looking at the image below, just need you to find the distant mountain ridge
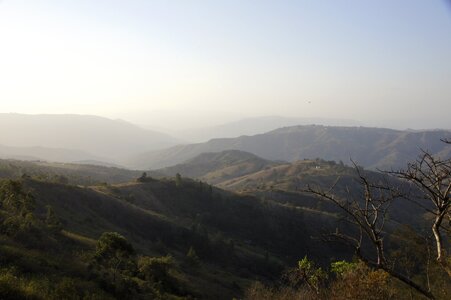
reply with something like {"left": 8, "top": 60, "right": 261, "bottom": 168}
{"left": 0, "top": 144, "right": 102, "bottom": 162}
{"left": 0, "top": 113, "right": 179, "bottom": 164}
{"left": 129, "top": 125, "right": 451, "bottom": 170}
{"left": 173, "top": 115, "right": 361, "bottom": 142}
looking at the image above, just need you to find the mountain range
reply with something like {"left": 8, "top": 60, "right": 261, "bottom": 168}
{"left": 171, "top": 116, "right": 361, "bottom": 142}
{"left": 0, "top": 113, "right": 179, "bottom": 164}
{"left": 1, "top": 114, "right": 450, "bottom": 172}
{"left": 128, "top": 125, "right": 451, "bottom": 170}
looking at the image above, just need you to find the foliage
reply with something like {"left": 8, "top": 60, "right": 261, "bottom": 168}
{"left": 330, "top": 260, "right": 357, "bottom": 276}
{"left": 93, "top": 232, "right": 136, "bottom": 278}
{"left": 138, "top": 255, "right": 173, "bottom": 281}
{"left": 296, "top": 256, "right": 327, "bottom": 293}
{"left": 246, "top": 258, "right": 397, "bottom": 300}
{"left": 0, "top": 180, "right": 40, "bottom": 241}
{"left": 0, "top": 180, "right": 35, "bottom": 216}
{"left": 330, "top": 261, "right": 394, "bottom": 300}
{"left": 244, "top": 281, "right": 319, "bottom": 300}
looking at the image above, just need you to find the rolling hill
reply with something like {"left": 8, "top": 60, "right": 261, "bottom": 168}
{"left": 154, "top": 150, "right": 280, "bottom": 184}
{"left": 128, "top": 125, "right": 451, "bottom": 170}
{"left": 0, "top": 154, "right": 442, "bottom": 298}
{"left": 0, "top": 173, "right": 349, "bottom": 299}
{"left": 152, "top": 151, "right": 426, "bottom": 228}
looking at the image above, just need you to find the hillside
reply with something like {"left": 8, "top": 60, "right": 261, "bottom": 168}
{"left": 0, "top": 156, "right": 445, "bottom": 298}
{"left": 154, "top": 150, "right": 279, "bottom": 184}
{"left": 155, "top": 153, "right": 425, "bottom": 228}
{"left": 0, "top": 174, "right": 351, "bottom": 299}
{"left": 0, "top": 114, "right": 179, "bottom": 164}
{"left": 0, "top": 159, "right": 141, "bottom": 185}
{"left": 128, "top": 125, "right": 451, "bottom": 170}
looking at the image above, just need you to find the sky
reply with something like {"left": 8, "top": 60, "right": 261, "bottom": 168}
{"left": 0, "top": 0, "right": 450, "bottom": 130}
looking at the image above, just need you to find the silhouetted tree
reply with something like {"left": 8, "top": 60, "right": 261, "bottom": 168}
{"left": 137, "top": 172, "right": 147, "bottom": 182}
{"left": 386, "top": 141, "right": 450, "bottom": 276}
{"left": 305, "top": 161, "right": 436, "bottom": 299}
{"left": 175, "top": 173, "right": 182, "bottom": 187}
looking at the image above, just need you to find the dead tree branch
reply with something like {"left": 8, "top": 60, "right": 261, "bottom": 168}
{"left": 304, "top": 162, "right": 436, "bottom": 299}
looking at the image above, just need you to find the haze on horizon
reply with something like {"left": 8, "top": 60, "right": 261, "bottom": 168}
{"left": 1, "top": 0, "right": 450, "bottom": 130}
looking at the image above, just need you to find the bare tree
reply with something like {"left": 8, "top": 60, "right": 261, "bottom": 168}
{"left": 386, "top": 146, "right": 450, "bottom": 275}
{"left": 305, "top": 162, "right": 436, "bottom": 299}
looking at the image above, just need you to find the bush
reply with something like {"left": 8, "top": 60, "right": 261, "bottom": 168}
{"left": 138, "top": 255, "right": 173, "bottom": 281}
{"left": 330, "top": 261, "right": 394, "bottom": 300}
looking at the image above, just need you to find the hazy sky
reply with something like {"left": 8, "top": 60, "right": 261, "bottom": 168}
{"left": 0, "top": 0, "right": 450, "bottom": 129}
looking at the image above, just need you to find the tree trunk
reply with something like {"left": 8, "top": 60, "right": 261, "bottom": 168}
{"left": 432, "top": 219, "right": 443, "bottom": 262}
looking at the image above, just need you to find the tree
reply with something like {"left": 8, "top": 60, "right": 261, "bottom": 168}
{"left": 137, "top": 172, "right": 149, "bottom": 182}
{"left": 295, "top": 256, "right": 327, "bottom": 294}
{"left": 93, "top": 232, "right": 135, "bottom": 281}
{"left": 0, "top": 180, "right": 35, "bottom": 216}
{"left": 175, "top": 173, "right": 182, "bottom": 188}
{"left": 386, "top": 146, "right": 450, "bottom": 275}
{"left": 0, "top": 180, "right": 36, "bottom": 236}
{"left": 138, "top": 255, "right": 173, "bottom": 282}
{"left": 305, "top": 162, "right": 436, "bottom": 299}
